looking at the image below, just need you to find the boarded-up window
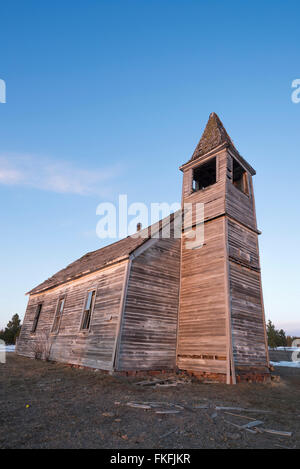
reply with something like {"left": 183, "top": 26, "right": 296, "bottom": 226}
{"left": 81, "top": 290, "right": 96, "bottom": 330}
{"left": 32, "top": 303, "right": 43, "bottom": 333}
{"left": 51, "top": 297, "right": 65, "bottom": 333}
{"left": 193, "top": 157, "right": 216, "bottom": 192}
{"left": 232, "top": 158, "right": 249, "bottom": 195}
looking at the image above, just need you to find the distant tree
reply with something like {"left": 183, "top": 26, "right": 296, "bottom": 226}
{"left": 287, "top": 336, "right": 293, "bottom": 347}
{"left": 267, "top": 320, "right": 277, "bottom": 348}
{"left": 1, "top": 314, "right": 22, "bottom": 345}
{"left": 278, "top": 329, "right": 287, "bottom": 346}
{"left": 267, "top": 320, "right": 287, "bottom": 348}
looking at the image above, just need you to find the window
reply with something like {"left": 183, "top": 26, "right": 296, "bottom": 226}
{"left": 32, "top": 303, "right": 43, "bottom": 333}
{"left": 192, "top": 157, "right": 216, "bottom": 192}
{"left": 81, "top": 290, "right": 96, "bottom": 330}
{"left": 51, "top": 297, "right": 65, "bottom": 333}
{"left": 232, "top": 158, "right": 249, "bottom": 195}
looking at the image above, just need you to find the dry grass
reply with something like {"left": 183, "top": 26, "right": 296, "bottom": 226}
{"left": 0, "top": 354, "right": 299, "bottom": 449}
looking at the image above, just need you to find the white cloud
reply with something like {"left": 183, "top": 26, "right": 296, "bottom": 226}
{"left": 0, "top": 168, "right": 23, "bottom": 184}
{"left": 0, "top": 154, "right": 120, "bottom": 196}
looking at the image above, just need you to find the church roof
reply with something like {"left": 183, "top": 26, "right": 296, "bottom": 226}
{"left": 28, "top": 213, "right": 178, "bottom": 295}
{"left": 190, "top": 112, "right": 238, "bottom": 161}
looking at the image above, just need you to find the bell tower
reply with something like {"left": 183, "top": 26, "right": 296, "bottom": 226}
{"left": 177, "top": 113, "right": 270, "bottom": 383}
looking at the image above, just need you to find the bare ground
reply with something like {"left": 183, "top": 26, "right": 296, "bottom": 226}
{"left": 0, "top": 354, "right": 299, "bottom": 449}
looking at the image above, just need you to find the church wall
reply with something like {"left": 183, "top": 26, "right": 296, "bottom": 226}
{"left": 16, "top": 261, "right": 127, "bottom": 370}
{"left": 177, "top": 217, "right": 228, "bottom": 376}
{"left": 116, "top": 237, "right": 181, "bottom": 371}
{"left": 227, "top": 217, "right": 269, "bottom": 376}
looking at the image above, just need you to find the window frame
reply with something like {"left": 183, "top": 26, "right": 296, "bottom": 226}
{"left": 232, "top": 157, "right": 250, "bottom": 196}
{"left": 51, "top": 295, "right": 66, "bottom": 334}
{"left": 192, "top": 157, "right": 217, "bottom": 193}
{"left": 31, "top": 303, "right": 43, "bottom": 334}
{"left": 79, "top": 288, "right": 97, "bottom": 332}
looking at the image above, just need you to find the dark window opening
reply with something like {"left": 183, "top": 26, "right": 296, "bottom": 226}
{"left": 81, "top": 290, "right": 96, "bottom": 330}
{"left": 51, "top": 297, "right": 65, "bottom": 333}
{"left": 232, "top": 158, "right": 249, "bottom": 195}
{"left": 32, "top": 303, "right": 43, "bottom": 333}
{"left": 192, "top": 158, "right": 216, "bottom": 192}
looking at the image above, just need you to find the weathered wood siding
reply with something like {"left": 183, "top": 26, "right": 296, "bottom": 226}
{"left": 227, "top": 218, "right": 268, "bottom": 368}
{"left": 225, "top": 155, "right": 257, "bottom": 231}
{"left": 229, "top": 262, "right": 268, "bottom": 367}
{"left": 178, "top": 150, "right": 229, "bottom": 375}
{"left": 182, "top": 150, "right": 227, "bottom": 227}
{"left": 225, "top": 154, "right": 268, "bottom": 371}
{"left": 117, "top": 237, "right": 181, "bottom": 371}
{"left": 178, "top": 149, "right": 268, "bottom": 378}
{"left": 177, "top": 217, "right": 228, "bottom": 374}
{"left": 17, "top": 262, "right": 127, "bottom": 370}
{"left": 227, "top": 219, "right": 260, "bottom": 271}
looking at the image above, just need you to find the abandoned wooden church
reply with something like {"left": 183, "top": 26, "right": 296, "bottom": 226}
{"left": 17, "top": 113, "right": 270, "bottom": 383}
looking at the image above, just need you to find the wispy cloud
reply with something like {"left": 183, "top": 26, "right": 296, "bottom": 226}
{"left": 0, "top": 154, "right": 121, "bottom": 196}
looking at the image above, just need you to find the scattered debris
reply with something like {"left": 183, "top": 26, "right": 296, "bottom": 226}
{"left": 126, "top": 403, "right": 152, "bottom": 410}
{"left": 223, "top": 413, "right": 292, "bottom": 438}
{"left": 160, "top": 428, "right": 178, "bottom": 439}
{"left": 216, "top": 406, "right": 272, "bottom": 414}
{"left": 271, "top": 375, "right": 281, "bottom": 382}
{"left": 223, "top": 412, "right": 257, "bottom": 421}
{"left": 224, "top": 420, "right": 258, "bottom": 434}
{"left": 155, "top": 383, "right": 178, "bottom": 388}
{"left": 102, "top": 412, "right": 114, "bottom": 417}
{"left": 134, "top": 375, "right": 191, "bottom": 388}
{"left": 155, "top": 410, "right": 180, "bottom": 414}
{"left": 261, "top": 429, "right": 292, "bottom": 437}
{"left": 124, "top": 401, "right": 187, "bottom": 414}
{"left": 122, "top": 400, "right": 293, "bottom": 442}
{"left": 241, "top": 420, "right": 264, "bottom": 429}
{"left": 134, "top": 378, "right": 164, "bottom": 386}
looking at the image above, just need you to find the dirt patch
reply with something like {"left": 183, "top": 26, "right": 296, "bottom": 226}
{"left": 0, "top": 354, "right": 299, "bottom": 449}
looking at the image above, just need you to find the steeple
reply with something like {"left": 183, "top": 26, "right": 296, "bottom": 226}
{"left": 190, "top": 112, "right": 237, "bottom": 161}
{"left": 178, "top": 113, "right": 270, "bottom": 384}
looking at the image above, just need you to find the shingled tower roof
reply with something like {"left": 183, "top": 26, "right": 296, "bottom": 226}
{"left": 190, "top": 112, "right": 237, "bottom": 161}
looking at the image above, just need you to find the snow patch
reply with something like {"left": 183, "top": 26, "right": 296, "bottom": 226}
{"left": 272, "top": 346, "right": 300, "bottom": 352}
{"left": 0, "top": 344, "right": 15, "bottom": 353}
{"left": 6, "top": 345, "right": 15, "bottom": 352}
{"left": 271, "top": 360, "right": 300, "bottom": 368}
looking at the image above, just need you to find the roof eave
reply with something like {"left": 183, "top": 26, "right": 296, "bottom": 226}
{"left": 180, "top": 142, "right": 256, "bottom": 176}
{"left": 26, "top": 254, "right": 130, "bottom": 296}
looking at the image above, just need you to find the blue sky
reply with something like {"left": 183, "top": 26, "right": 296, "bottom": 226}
{"left": 0, "top": 0, "right": 299, "bottom": 334}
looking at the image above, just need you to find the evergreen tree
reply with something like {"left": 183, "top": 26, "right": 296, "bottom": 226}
{"left": 267, "top": 320, "right": 287, "bottom": 348}
{"left": 267, "top": 320, "right": 278, "bottom": 348}
{"left": 1, "top": 314, "right": 22, "bottom": 345}
{"left": 278, "top": 329, "right": 287, "bottom": 347}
